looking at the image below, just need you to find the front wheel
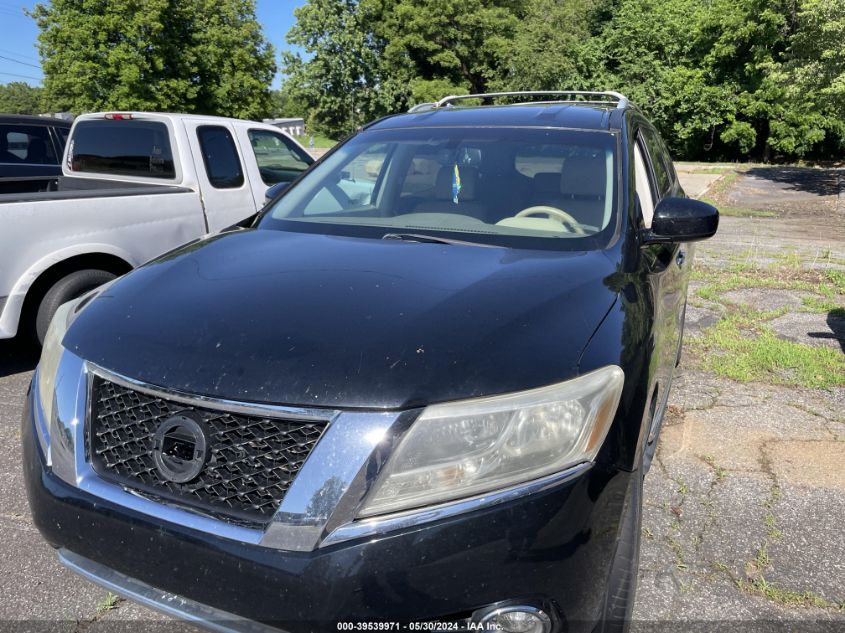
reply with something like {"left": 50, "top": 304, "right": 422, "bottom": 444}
{"left": 600, "top": 466, "right": 643, "bottom": 633}
{"left": 34, "top": 269, "right": 116, "bottom": 344}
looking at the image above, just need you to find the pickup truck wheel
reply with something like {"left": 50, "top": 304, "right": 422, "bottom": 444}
{"left": 35, "top": 269, "right": 116, "bottom": 344}
{"left": 600, "top": 464, "right": 643, "bottom": 633}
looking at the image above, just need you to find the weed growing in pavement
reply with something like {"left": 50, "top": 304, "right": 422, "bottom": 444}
{"left": 96, "top": 592, "right": 120, "bottom": 614}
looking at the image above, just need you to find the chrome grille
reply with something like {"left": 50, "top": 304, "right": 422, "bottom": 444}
{"left": 88, "top": 376, "right": 327, "bottom": 524}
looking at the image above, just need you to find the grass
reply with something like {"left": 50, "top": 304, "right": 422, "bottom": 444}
{"left": 692, "top": 264, "right": 843, "bottom": 301}
{"left": 738, "top": 577, "right": 842, "bottom": 610}
{"left": 801, "top": 295, "right": 845, "bottom": 317}
{"left": 714, "top": 206, "right": 778, "bottom": 218}
{"left": 761, "top": 483, "right": 783, "bottom": 541}
{"left": 687, "top": 166, "right": 735, "bottom": 175}
{"left": 701, "top": 454, "right": 727, "bottom": 481}
{"left": 96, "top": 592, "right": 120, "bottom": 614}
{"left": 698, "top": 168, "right": 779, "bottom": 217}
{"left": 689, "top": 262, "right": 845, "bottom": 388}
{"left": 293, "top": 133, "right": 337, "bottom": 150}
{"left": 696, "top": 317, "right": 844, "bottom": 388}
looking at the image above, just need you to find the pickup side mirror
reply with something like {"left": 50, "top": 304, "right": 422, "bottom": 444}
{"left": 641, "top": 197, "right": 719, "bottom": 244}
{"left": 264, "top": 181, "right": 290, "bottom": 205}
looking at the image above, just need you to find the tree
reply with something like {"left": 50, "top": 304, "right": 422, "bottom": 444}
{"left": 495, "top": 0, "right": 602, "bottom": 92}
{"left": 30, "top": 0, "right": 275, "bottom": 118}
{"left": 281, "top": 0, "right": 403, "bottom": 138}
{"left": 785, "top": 0, "right": 845, "bottom": 113}
{"left": 0, "top": 82, "right": 44, "bottom": 114}
{"left": 371, "top": 0, "right": 527, "bottom": 94}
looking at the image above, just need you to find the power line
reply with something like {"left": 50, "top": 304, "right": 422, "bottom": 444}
{"left": 0, "top": 70, "right": 42, "bottom": 81}
{"left": 0, "top": 54, "right": 40, "bottom": 69}
{"left": 0, "top": 47, "right": 39, "bottom": 63}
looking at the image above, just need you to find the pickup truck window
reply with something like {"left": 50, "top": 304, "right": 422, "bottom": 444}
{"left": 248, "top": 129, "right": 312, "bottom": 186}
{"left": 1, "top": 125, "right": 57, "bottom": 165}
{"left": 197, "top": 125, "right": 244, "bottom": 189}
{"left": 69, "top": 120, "right": 175, "bottom": 179}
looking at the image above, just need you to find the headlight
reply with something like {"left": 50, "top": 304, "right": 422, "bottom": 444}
{"left": 37, "top": 299, "right": 75, "bottom": 429}
{"left": 358, "top": 365, "right": 624, "bottom": 518}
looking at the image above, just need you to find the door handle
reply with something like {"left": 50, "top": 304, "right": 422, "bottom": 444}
{"left": 676, "top": 250, "right": 686, "bottom": 267}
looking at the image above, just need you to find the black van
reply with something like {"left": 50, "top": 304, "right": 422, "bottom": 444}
{"left": 24, "top": 92, "right": 717, "bottom": 633}
{"left": 0, "top": 113, "right": 71, "bottom": 194}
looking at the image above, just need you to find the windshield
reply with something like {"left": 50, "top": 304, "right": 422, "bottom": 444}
{"left": 259, "top": 127, "right": 618, "bottom": 249}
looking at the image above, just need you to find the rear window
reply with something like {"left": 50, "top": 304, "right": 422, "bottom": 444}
{"left": 68, "top": 120, "right": 175, "bottom": 179}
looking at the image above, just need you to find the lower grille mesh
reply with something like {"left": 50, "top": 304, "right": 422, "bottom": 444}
{"left": 88, "top": 376, "right": 327, "bottom": 524}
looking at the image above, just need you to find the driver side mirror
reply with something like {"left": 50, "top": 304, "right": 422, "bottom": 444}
{"left": 264, "top": 181, "right": 290, "bottom": 205}
{"left": 641, "top": 197, "right": 719, "bottom": 244}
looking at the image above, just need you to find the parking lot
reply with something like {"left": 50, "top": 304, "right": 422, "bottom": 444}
{"left": 0, "top": 164, "right": 843, "bottom": 630}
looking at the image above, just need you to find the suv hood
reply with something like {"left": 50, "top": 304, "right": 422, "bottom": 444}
{"left": 64, "top": 229, "right": 618, "bottom": 409}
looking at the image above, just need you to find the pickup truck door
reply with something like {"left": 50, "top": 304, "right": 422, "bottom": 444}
{"left": 235, "top": 127, "right": 314, "bottom": 209}
{"left": 183, "top": 120, "right": 258, "bottom": 232}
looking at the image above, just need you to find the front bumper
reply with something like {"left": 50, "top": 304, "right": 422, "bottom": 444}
{"left": 23, "top": 377, "right": 633, "bottom": 633}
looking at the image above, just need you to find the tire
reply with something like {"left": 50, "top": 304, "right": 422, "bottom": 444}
{"left": 642, "top": 401, "right": 664, "bottom": 476}
{"left": 600, "top": 465, "right": 644, "bottom": 633}
{"left": 675, "top": 300, "right": 687, "bottom": 368}
{"left": 34, "top": 269, "right": 116, "bottom": 344}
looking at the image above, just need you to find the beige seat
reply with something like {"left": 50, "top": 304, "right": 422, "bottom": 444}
{"left": 558, "top": 154, "right": 607, "bottom": 229}
{"left": 413, "top": 166, "right": 485, "bottom": 220}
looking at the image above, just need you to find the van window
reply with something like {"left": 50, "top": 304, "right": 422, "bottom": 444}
{"left": 69, "top": 120, "right": 175, "bottom": 179}
{"left": 197, "top": 125, "right": 244, "bottom": 189}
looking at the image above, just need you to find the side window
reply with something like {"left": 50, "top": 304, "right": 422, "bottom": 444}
{"left": 247, "top": 129, "right": 312, "bottom": 185}
{"left": 0, "top": 125, "right": 58, "bottom": 165}
{"left": 634, "top": 139, "right": 656, "bottom": 228}
{"left": 640, "top": 128, "right": 672, "bottom": 198}
{"left": 197, "top": 125, "right": 244, "bottom": 189}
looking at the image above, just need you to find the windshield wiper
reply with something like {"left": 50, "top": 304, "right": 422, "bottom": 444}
{"left": 381, "top": 232, "right": 493, "bottom": 247}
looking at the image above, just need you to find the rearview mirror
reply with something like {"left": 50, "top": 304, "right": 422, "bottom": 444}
{"left": 642, "top": 197, "right": 719, "bottom": 244}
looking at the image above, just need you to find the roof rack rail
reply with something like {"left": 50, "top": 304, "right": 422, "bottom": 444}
{"left": 432, "top": 91, "right": 629, "bottom": 110}
{"left": 407, "top": 102, "right": 436, "bottom": 113}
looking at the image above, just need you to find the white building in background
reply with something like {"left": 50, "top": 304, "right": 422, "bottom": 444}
{"left": 263, "top": 117, "right": 305, "bottom": 138}
{"left": 39, "top": 112, "right": 75, "bottom": 121}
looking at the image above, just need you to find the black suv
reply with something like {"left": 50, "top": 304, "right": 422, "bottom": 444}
{"left": 0, "top": 114, "right": 71, "bottom": 194}
{"left": 24, "top": 91, "right": 717, "bottom": 633}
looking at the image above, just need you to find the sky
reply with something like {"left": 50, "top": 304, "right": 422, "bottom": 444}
{"left": 0, "top": 0, "right": 305, "bottom": 89}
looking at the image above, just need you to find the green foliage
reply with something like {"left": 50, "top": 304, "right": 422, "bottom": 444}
{"left": 284, "top": 0, "right": 845, "bottom": 159}
{"left": 371, "top": 0, "right": 526, "bottom": 94}
{"left": 0, "top": 82, "right": 44, "bottom": 114}
{"left": 409, "top": 78, "right": 469, "bottom": 106}
{"left": 282, "top": 0, "right": 405, "bottom": 138}
{"left": 786, "top": 0, "right": 845, "bottom": 119}
{"left": 493, "top": 0, "right": 600, "bottom": 91}
{"left": 31, "top": 0, "right": 275, "bottom": 118}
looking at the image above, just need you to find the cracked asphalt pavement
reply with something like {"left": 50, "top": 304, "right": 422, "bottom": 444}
{"left": 0, "top": 164, "right": 843, "bottom": 631}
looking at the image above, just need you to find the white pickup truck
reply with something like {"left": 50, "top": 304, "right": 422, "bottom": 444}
{"left": 0, "top": 112, "right": 313, "bottom": 343}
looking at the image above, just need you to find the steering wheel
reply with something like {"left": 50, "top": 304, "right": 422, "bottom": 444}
{"left": 515, "top": 206, "right": 586, "bottom": 235}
